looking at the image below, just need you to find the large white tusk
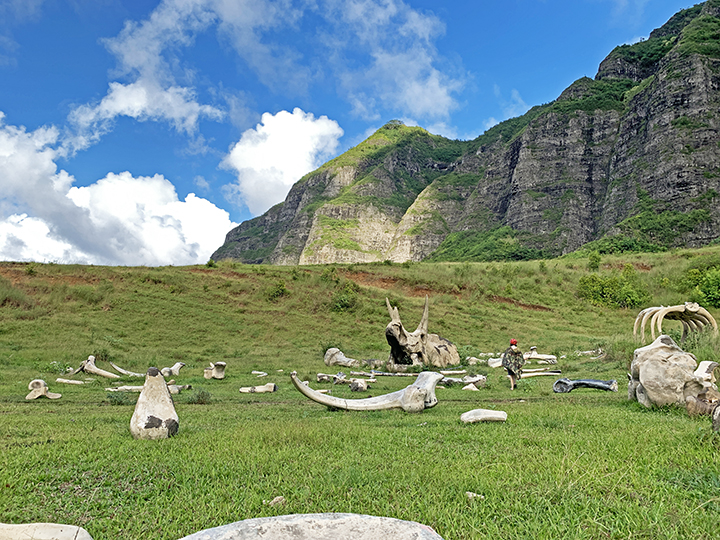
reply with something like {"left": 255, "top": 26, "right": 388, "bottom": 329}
{"left": 108, "top": 361, "right": 144, "bottom": 377}
{"left": 290, "top": 371, "right": 443, "bottom": 413}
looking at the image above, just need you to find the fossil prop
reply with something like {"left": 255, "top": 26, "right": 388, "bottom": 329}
{"left": 385, "top": 296, "right": 460, "bottom": 371}
{"left": 460, "top": 409, "right": 507, "bottom": 423}
{"left": 107, "top": 383, "right": 191, "bottom": 394}
{"left": 108, "top": 361, "right": 144, "bottom": 377}
{"left": 524, "top": 346, "right": 557, "bottom": 364}
{"left": 161, "top": 362, "right": 186, "bottom": 377}
{"left": 204, "top": 361, "right": 226, "bottom": 380}
{"left": 634, "top": 302, "right": 718, "bottom": 344}
{"left": 291, "top": 370, "right": 443, "bottom": 413}
{"left": 25, "top": 380, "right": 62, "bottom": 400}
{"left": 70, "top": 355, "right": 121, "bottom": 379}
{"left": 56, "top": 378, "right": 85, "bottom": 385}
{"left": 239, "top": 382, "right": 278, "bottom": 393}
{"left": 553, "top": 378, "right": 618, "bottom": 393}
{"left": 130, "top": 367, "right": 179, "bottom": 440}
{"left": 514, "top": 370, "right": 561, "bottom": 379}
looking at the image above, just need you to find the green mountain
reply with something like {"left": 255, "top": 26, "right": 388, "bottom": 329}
{"left": 213, "top": 1, "right": 720, "bottom": 264}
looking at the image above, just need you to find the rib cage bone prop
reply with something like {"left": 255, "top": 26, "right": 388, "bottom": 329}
{"left": 634, "top": 302, "right": 718, "bottom": 344}
{"left": 385, "top": 296, "right": 460, "bottom": 371}
{"left": 290, "top": 371, "right": 443, "bottom": 413}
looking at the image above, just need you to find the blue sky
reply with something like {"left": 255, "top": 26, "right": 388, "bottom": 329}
{"left": 0, "top": 0, "right": 698, "bottom": 265}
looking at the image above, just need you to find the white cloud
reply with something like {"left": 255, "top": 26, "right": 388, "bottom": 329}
{"left": 0, "top": 114, "right": 236, "bottom": 265}
{"left": 222, "top": 108, "right": 343, "bottom": 215}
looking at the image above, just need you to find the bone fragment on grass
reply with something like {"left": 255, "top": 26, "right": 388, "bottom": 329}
{"left": 161, "top": 362, "right": 185, "bottom": 377}
{"left": 239, "top": 382, "right": 278, "bottom": 393}
{"left": 70, "top": 355, "right": 120, "bottom": 379}
{"left": 25, "top": 380, "right": 61, "bottom": 400}
{"left": 108, "top": 361, "right": 144, "bottom": 377}
{"left": 204, "top": 361, "right": 226, "bottom": 379}
{"left": 56, "top": 378, "right": 85, "bottom": 385}
{"left": 460, "top": 409, "right": 507, "bottom": 423}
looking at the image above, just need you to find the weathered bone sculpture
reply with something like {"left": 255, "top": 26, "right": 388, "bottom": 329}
{"left": 629, "top": 335, "right": 717, "bottom": 408}
{"left": 107, "top": 383, "right": 191, "bottom": 395}
{"left": 161, "top": 362, "right": 185, "bottom": 377}
{"left": 239, "top": 382, "right": 278, "bottom": 393}
{"left": 25, "top": 380, "right": 61, "bottom": 400}
{"left": 634, "top": 302, "right": 718, "bottom": 344}
{"left": 70, "top": 355, "right": 120, "bottom": 379}
{"left": 204, "top": 361, "right": 226, "bottom": 379}
{"left": 324, "top": 348, "right": 364, "bottom": 368}
{"left": 385, "top": 296, "right": 460, "bottom": 371}
{"left": 56, "top": 378, "right": 85, "bottom": 385}
{"left": 713, "top": 406, "right": 720, "bottom": 432}
{"left": 291, "top": 370, "right": 443, "bottom": 413}
{"left": 177, "top": 513, "right": 445, "bottom": 540}
{"left": 108, "top": 361, "right": 144, "bottom": 377}
{"left": 553, "top": 378, "right": 618, "bottom": 393}
{"left": 524, "top": 346, "right": 557, "bottom": 364}
{"left": 0, "top": 523, "right": 93, "bottom": 540}
{"left": 349, "top": 379, "right": 369, "bottom": 392}
{"left": 460, "top": 409, "right": 507, "bottom": 423}
{"left": 129, "top": 367, "right": 179, "bottom": 440}
{"left": 516, "top": 370, "right": 561, "bottom": 379}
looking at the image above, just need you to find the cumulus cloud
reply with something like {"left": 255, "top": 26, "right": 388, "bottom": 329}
{"left": 0, "top": 114, "right": 236, "bottom": 265}
{"left": 222, "top": 108, "right": 343, "bottom": 215}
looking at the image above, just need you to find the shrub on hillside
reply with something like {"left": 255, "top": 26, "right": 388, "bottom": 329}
{"left": 697, "top": 268, "right": 720, "bottom": 308}
{"left": 577, "top": 265, "right": 649, "bottom": 308}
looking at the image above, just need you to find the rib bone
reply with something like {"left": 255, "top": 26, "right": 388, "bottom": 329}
{"left": 108, "top": 361, "right": 144, "bottom": 377}
{"left": 290, "top": 371, "right": 443, "bottom": 413}
{"left": 70, "top": 355, "right": 120, "bottom": 379}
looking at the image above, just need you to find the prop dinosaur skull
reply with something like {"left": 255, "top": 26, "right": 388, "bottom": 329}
{"left": 385, "top": 296, "right": 460, "bottom": 370}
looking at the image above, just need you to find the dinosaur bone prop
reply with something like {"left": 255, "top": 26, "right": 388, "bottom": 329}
{"left": 628, "top": 335, "right": 717, "bottom": 408}
{"left": 291, "top": 371, "right": 443, "bottom": 413}
{"left": 0, "top": 523, "right": 93, "bottom": 540}
{"left": 460, "top": 409, "right": 507, "bottom": 423}
{"left": 204, "top": 361, "right": 226, "bottom": 379}
{"left": 161, "top": 362, "right": 186, "bottom": 377}
{"left": 129, "top": 368, "right": 179, "bottom": 440}
{"left": 25, "top": 380, "right": 61, "bottom": 400}
{"left": 108, "top": 361, "right": 144, "bottom": 377}
{"left": 239, "top": 382, "right": 278, "bottom": 393}
{"left": 514, "top": 370, "right": 561, "bottom": 379}
{"left": 107, "top": 384, "right": 191, "bottom": 395}
{"left": 524, "top": 346, "right": 557, "bottom": 364}
{"left": 634, "top": 302, "right": 718, "bottom": 344}
{"left": 324, "top": 348, "right": 364, "bottom": 368}
{"left": 56, "top": 378, "right": 85, "bottom": 385}
{"left": 70, "top": 355, "right": 120, "bottom": 379}
{"left": 385, "top": 296, "right": 460, "bottom": 371}
{"left": 553, "top": 378, "right": 618, "bottom": 393}
{"left": 178, "top": 513, "right": 445, "bottom": 540}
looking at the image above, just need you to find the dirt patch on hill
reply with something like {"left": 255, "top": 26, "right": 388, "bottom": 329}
{"left": 0, "top": 265, "right": 99, "bottom": 287}
{"left": 489, "top": 295, "right": 552, "bottom": 312}
{"left": 342, "top": 271, "right": 455, "bottom": 297}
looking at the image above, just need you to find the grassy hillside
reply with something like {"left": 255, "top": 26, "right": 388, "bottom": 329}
{"left": 1, "top": 248, "right": 720, "bottom": 539}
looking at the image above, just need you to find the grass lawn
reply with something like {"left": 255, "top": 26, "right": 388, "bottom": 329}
{"left": 1, "top": 250, "right": 719, "bottom": 539}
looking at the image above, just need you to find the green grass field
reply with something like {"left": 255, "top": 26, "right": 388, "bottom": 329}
{"left": 1, "top": 249, "right": 719, "bottom": 539}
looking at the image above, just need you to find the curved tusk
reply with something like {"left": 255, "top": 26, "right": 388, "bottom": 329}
{"left": 290, "top": 371, "right": 443, "bottom": 413}
{"left": 109, "top": 361, "right": 144, "bottom": 377}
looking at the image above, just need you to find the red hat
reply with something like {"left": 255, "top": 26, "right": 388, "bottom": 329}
{"left": 510, "top": 338, "right": 518, "bottom": 345}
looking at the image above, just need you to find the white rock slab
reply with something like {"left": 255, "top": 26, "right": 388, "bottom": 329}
{"left": 460, "top": 409, "right": 507, "bottom": 423}
{"left": 0, "top": 522, "right": 93, "bottom": 540}
{"left": 177, "top": 513, "right": 445, "bottom": 540}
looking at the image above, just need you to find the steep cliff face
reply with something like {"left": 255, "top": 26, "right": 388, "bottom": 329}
{"left": 213, "top": 1, "right": 720, "bottom": 264}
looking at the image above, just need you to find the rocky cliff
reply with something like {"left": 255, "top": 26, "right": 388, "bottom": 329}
{"left": 213, "top": 1, "right": 720, "bottom": 264}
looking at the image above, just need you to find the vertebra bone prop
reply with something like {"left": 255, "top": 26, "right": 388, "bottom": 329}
{"left": 634, "top": 302, "right": 718, "bottom": 344}
{"left": 204, "top": 361, "right": 226, "bottom": 379}
{"left": 553, "top": 378, "right": 618, "bottom": 393}
{"left": 108, "top": 361, "right": 144, "bottom": 377}
{"left": 129, "top": 367, "right": 179, "bottom": 440}
{"left": 161, "top": 362, "right": 185, "bottom": 377}
{"left": 0, "top": 523, "right": 93, "bottom": 540}
{"left": 25, "top": 380, "right": 61, "bottom": 400}
{"left": 385, "top": 296, "right": 460, "bottom": 370}
{"left": 628, "top": 335, "right": 716, "bottom": 408}
{"left": 70, "top": 355, "right": 120, "bottom": 379}
{"left": 460, "top": 409, "right": 507, "bottom": 423}
{"left": 524, "top": 346, "right": 557, "bottom": 364}
{"left": 177, "top": 513, "right": 445, "bottom": 540}
{"left": 239, "top": 382, "right": 278, "bottom": 393}
{"left": 291, "top": 371, "right": 443, "bottom": 413}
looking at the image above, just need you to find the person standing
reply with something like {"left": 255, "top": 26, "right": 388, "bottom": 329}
{"left": 502, "top": 338, "right": 524, "bottom": 390}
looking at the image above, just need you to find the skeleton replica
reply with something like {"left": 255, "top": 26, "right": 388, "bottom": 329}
{"left": 204, "top": 361, "right": 226, "bottom": 379}
{"left": 633, "top": 302, "right": 718, "bottom": 344}
{"left": 129, "top": 367, "right": 179, "bottom": 440}
{"left": 628, "top": 335, "right": 719, "bottom": 421}
{"left": 385, "top": 296, "right": 460, "bottom": 371}
{"left": 553, "top": 378, "right": 618, "bottom": 393}
{"left": 25, "top": 379, "right": 61, "bottom": 400}
{"left": 290, "top": 370, "right": 443, "bottom": 413}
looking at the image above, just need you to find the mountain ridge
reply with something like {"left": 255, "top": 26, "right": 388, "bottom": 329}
{"left": 213, "top": 1, "right": 720, "bottom": 264}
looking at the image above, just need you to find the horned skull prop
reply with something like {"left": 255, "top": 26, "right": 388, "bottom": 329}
{"left": 385, "top": 296, "right": 460, "bottom": 370}
{"left": 634, "top": 302, "right": 718, "bottom": 344}
{"left": 290, "top": 370, "right": 443, "bottom": 413}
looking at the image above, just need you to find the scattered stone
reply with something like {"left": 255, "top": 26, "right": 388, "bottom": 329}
{"left": 25, "top": 380, "right": 61, "bottom": 400}
{"left": 461, "top": 383, "right": 479, "bottom": 391}
{"left": 324, "top": 348, "right": 362, "bottom": 368}
{"left": 466, "top": 356, "right": 485, "bottom": 365}
{"left": 177, "top": 513, "right": 445, "bottom": 540}
{"left": 129, "top": 367, "right": 179, "bottom": 440}
{"left": 487, "top": 357, "right": 503, "bottom": 368}
{"left": 252, "top": 370, "right": 268, "bottom": 377}
{"left": 0, "top": 523, "right": 93, "bottom": 540}
{"left": 465, "top": 491, "right": 485, "bottom": 501}
{"left": 463, "top": 374, "right": 487, "bottom": 386}
{"left": 460, "top": 409, "right": 507, "bottom": 423}
{"left": 349, "top": 379, "right": 369, "bottom": 392}
{"left": 161, "top": 362, "right": 185, "bottom": 377}
{"left": 264, "top": 496, "right": 286, "bottom": 507}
